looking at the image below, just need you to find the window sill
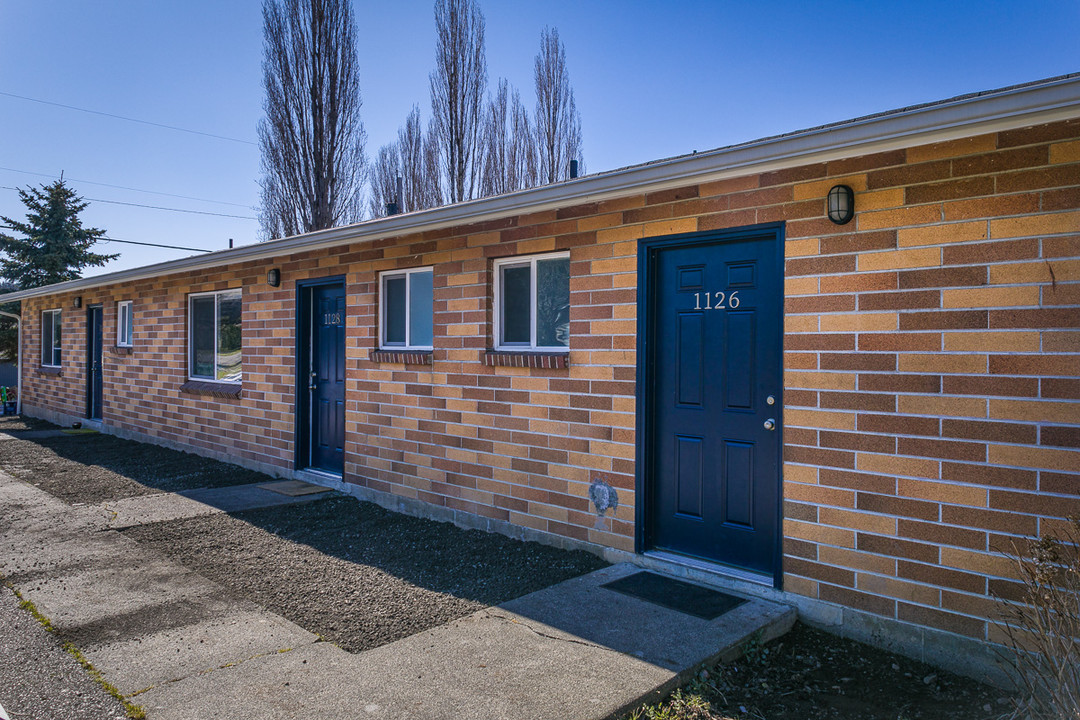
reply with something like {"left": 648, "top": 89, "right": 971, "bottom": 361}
{"left": 113, "top": 345, "right": 133, "bottom": 355}
{"left": 179, "top": 380, "right": 242, "bottom": 399}
{"left": 369, "top": 349, "right": 433, "bottom": 365}
{"left": 483, "top": 350, "right": 569, "bottom": 369}
{"left": 37, "top": 366, "right": 62, "bottom": 376}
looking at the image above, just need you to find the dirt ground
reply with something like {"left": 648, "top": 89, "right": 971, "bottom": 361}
{"left": 123, "top": 495, "right": 608, "bottom": 653}
{"left": 629, "top": 622, "right": 1013, "bottom": 720}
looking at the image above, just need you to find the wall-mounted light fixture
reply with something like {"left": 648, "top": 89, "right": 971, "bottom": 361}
{"left": 267, "top": 268, "right": 281, "bottom": 287}
{"left": 827, "top": 185, "right": 855, "bottom": 225}
{"left": 73, "top": 296, "right": 83, "bottom": 309}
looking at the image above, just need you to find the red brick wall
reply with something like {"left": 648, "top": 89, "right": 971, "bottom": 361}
{"left": 20, "top": 117, "right": 1080, "bottom": 645}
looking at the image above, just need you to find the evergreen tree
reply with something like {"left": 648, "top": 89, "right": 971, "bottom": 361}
{"left": 0, "top": 180, "right": 115, "bottom": 363}
{"left": 0, "top": 180, "right": 115, "bottom": 288}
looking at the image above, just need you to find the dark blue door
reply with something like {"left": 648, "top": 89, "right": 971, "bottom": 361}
{"left": 307, "top": 284, "right": 346, "bottom": 473}
{"left": 641, "top": 227, "right": 782, "bottom": 579}
{"left": 87, "top": 306, "right": 103, "bottom": 420}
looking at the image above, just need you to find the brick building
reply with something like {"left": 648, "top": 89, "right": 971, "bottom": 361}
{"left": 5, "top": 75, "right": 1079, "bottom": 682}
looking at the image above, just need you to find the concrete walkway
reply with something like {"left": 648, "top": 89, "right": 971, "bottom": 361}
{"left": 0, "top": 469, "right": 795, "bottom": 720}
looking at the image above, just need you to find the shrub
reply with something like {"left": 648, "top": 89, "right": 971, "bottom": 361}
{"left": 996, "top": 515, "right": 1080, "bottom": 720}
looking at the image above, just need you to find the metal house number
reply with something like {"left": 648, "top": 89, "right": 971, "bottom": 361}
{"left": 693, "top": 291, "right": 740, "bottom": 310}
{"left": 322, "top": 312, "right": 342, "bottom": 326}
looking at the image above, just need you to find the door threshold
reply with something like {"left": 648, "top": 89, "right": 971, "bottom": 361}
{"left": 641, "top": 550, "right": 774, "bottom": 589}
{"left": 296, "top": 468, "right": 342, "bottom": 481}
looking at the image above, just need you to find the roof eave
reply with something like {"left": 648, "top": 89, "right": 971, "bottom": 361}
{"left": 3, "top": 73, "right": 1078, "bottom": 303}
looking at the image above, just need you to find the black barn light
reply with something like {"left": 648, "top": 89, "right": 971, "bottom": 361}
{"left": 267, "top": 268, "right": 281, "bottom": 287}
{"left": 827, "top": 184, "right": 855, "bottom": 225}
{"left": 73, "top": 296, "right": 82, "bottom": 308}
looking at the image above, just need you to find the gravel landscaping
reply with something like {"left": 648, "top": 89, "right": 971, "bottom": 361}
{"left": 122, "top": 495, "right": 609, "bottom": 653}
{"left": 0, "top": 414, "right": 59, "bottom": 432}
{"left": 0, "top": 432, "right": 269, "bottom": 505}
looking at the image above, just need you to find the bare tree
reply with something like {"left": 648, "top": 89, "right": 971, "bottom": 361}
{"left": 258, "top": 0, "right": 366, "bottom": 239}
{"left": 368, "top": 142, "right": 402, "bottom": 218}
{"left": 399, "top": 106, "right": 443, "bottom": 212}
{"left": 369, "top": 107, "right": 443, "bottom": 219}
{"left": 481, "top": 79, "right": 537, "bottom": 197}
{"left": 534, "top": 26, "right": 583, "bottom": 185}
{"left": 429, "top": 0, "right": 487, "bottom": 203}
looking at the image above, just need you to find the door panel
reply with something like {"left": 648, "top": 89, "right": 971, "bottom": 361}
{"left": 302, "top": 284, "right": 346, "bottom": 474}
{"left": 643, "top": 228, "right": 782, "bottom": 579}
{"left": 87, "top": 307, "right": 103, "bottom": 420}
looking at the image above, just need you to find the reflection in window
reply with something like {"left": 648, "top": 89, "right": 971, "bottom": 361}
{"left": 495, "top": 253, "right": 570, "bottom": 350}
{"left": 188, "top": 289, "right": 242, "bottom": 382}
{"left": 380, "top": 268, "right": 434, "bottom": 350}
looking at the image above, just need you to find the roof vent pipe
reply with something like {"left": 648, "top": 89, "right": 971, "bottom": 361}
{"left": 569, "top": 160, "right": 579, "bottom": 179}
{"left": 386, "top": 176, "right": 404, "bottom": 216}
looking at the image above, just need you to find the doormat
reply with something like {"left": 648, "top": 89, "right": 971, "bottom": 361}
{"left": 601, "top": 571, "right": 746, "bottom": 620}
{"left": 258, "top": 480, "right": 334, "bottom": 497}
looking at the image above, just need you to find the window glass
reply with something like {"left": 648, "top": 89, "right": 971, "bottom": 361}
{"left": 536, "top": 257, "right": 570, "bottom": 348}
{"left": 190, "top": 296, "right": 216, "bottom": 378}
{"left": 408, "top": 270, "right": 434, "bottom": 348}
{"left": 118, "top": 301, "right": 133, "bottom": 346}
{"left": 216, "top": 291, "right": 242, "bottom": 381}
{"left": 500, "top": 264, "right": 531, "bottom": 344}
{"left": 41, "top": 310, "right": 62, "bottom": 366}
{"left": 384, "top": 276, "right": 407, "bottom": 345}
{"left": 53, "top": 313, "right": 61, "bottom": 365}
{"left": 381, "top": 269, "right": 433, "bottom": 349}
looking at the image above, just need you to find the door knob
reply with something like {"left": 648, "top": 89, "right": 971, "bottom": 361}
{"left": 763, "top": 418, "right": 776, "bottom": 431}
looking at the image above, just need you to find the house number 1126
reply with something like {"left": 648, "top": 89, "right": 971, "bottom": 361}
{"left": 694, "top": 291, "right": 740, "bottom": 310}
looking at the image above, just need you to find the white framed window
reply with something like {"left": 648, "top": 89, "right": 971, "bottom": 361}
{"left": 41, "top": 309, "right": 62, "bottom": 367}
{"left": 380, "top": 267, "right": 434, "bottom": 350}
{"left": 117, "top": 300, "right": 133, "bottom": 347}
{"left": 494, "top": 252, "right": 570, "bottom": 351}
{"left": 188, "top": 289, "right": 242, "bottom": 383}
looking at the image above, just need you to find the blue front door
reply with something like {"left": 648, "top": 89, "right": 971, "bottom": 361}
{"left": 639, "top": 225, "right": 783, "bottom": 581}
{"left": 87, "top": 306, "right": 103, "bottom": 420}
{"left": 305, "top": 284, "right": 346, "bottom": 473}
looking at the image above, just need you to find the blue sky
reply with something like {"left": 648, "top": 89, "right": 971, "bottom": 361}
{"left": 0, "top": 0, "right": 1077, "bottom": 276}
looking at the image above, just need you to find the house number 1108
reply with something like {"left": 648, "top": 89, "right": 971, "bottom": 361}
{"left": 694, "top": 291, "right": 740, "bottom": 310}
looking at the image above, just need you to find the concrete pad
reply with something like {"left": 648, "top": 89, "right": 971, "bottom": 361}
{"left": 500, "top": 563, "right": 795, "bottom": 671}
{"left": 18, "top": 551, "right": 231, "bottom": 639}
{"left": 137, "top": 565, "right": 795, "bottom": 720}
{"left": 177, "top": 484, "right": 336, "bottom": 513}
{"left": 101, "top": 482, "right": 337, "bottom": 529}
{"left": 137, "top": 643, "right": 356, "bottom": 720}
{"left": 85, "top": 607, "right": 318, "bottom": 696}
{"left": 0, "top": 529, "right": 136, "bottom": 583}
{"left": 102, "top": 492, "right": 227, "bottom": 530}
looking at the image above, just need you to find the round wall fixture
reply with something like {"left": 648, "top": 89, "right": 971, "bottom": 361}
{"left": 827, "top": 184, "right": 855, "bottom": 225}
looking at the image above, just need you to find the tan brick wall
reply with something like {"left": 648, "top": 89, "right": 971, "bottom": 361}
{"left": 19, "top": 117, "right": 1080, "bottom": 645}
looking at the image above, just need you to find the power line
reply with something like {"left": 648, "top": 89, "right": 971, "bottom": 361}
{"left": 0, "top": 166, "right": 253, "bottom": 209}
{"left": 98, "top": 236, "right": 214, "bottom": 253}
{"left": 0, "top": 225, "right": 215, "bottom": 253}
{"left": 0, "top": 90, "right": 257, "bottom": 146}
{"left": 82, "top": 196, "right": 256, "bottom": 220}
{"left": 0, "top": 186, "right": 256, "bottom": 220}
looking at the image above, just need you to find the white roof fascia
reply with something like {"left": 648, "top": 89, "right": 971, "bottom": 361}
{"left": 3, "top": 74, "right": 1078, "bottom": 303}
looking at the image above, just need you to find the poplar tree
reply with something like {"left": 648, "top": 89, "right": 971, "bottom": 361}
{"left": 259, "top": 0, "right": 367, "bottom": 239}
{"left": 534, "top": 27, "right": 583, "bottom": 184}
{"left": 430, "top": 0, "right": 487, "bottom": 203}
